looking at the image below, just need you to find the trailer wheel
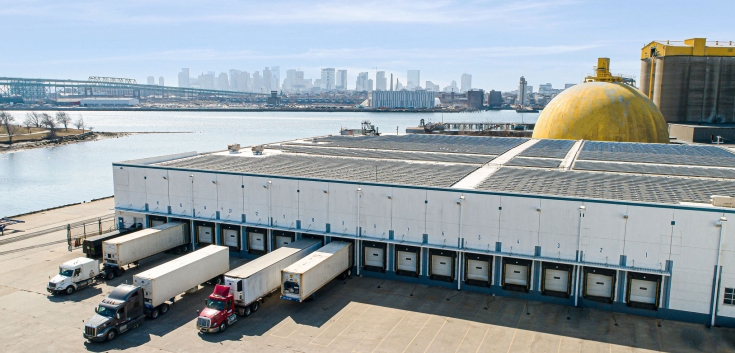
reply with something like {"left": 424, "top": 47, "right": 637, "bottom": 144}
{"left": 250, "top": 301, "right": 259, "bottom": 312}
{"left": 180, "top": 245, "right": 188, "bottom": 253}
{"left": 64, "top": 286, "right": 75, "bottom": 295}
{"left": 242, "top": 306, "right": 251, "bottom": 316}
{"left": 105, "top": 329, "right": 117, "bottom": 341}
{"left": 174, "top": 247, "right": 182, "bottom": 254}
{"left": 219, "top": 322, "right": 227, "bottom": 333}
{"left": 105, "top": 271, "right": 115, "bottom": 280}
{"left": 115, "top": 268, "right": 124, "bottom": 277}
{"left": 160, "top": 304, "right": 169, "bottom": 315}
{"left": 150, "top": 308, "right": 160, "bottom": 319}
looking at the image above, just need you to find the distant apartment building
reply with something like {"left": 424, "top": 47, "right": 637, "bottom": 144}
{"left": 367, "top": 79, "right": 374, "bottom": 92}
{"left": 252, "top": 71, "right": 262, "bottom": 93}
{"left": 376, "top": 71, "right": 387, "bottom": 91}
{"left": 178, "top": 68, "right": 190, "bottom": 88}
{"left": 336, "top": 70, "right": 347, "bottom": 90}
{"left": 539, "top": 83, "right": 553, "bottom": 94}
{"left": 488, "top": 90, "right": 503, "bottom": 107}
{"left": 147, "top": 76, "right": 155, "bottom": 85}
{"left": 460, "top": 73, "right": 472, "bottom": 93}
{"left": 466, "top": 89, "right": 484, "bottom": 110}
{"left": 425, "top": 81, "right": 440, "bottom": 91}
{"left": 321, "top": 68, "right": 335, "bottom": 90}
{"left": 356, "top": 72, "right": 369, "bottom": 91}
{"left": 518, "top": 76, "right": 528, "bottom": 106}
{"left": 263, "top": 67, "right": 272, "bottom": 92}
{"left": 407, "top": 70, "right": 420, "bottom": 90}
{"left": 159, "top": 77, "right": 164, "bottom": 87}
{"left": 217, "top": 73, "right": 229, "bottom": 91}
{"left": 372, "top": 90, "right": 435, "bottom": 109}
{"left": 198, "top": 72, "right": 215, "bottom": 90}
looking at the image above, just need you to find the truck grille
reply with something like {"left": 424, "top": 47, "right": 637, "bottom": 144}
{"left": 48, "top": 282, "right": 55, "bottom": 288}
{"left": 85, "top": 326, "right": 96, "bottom": 336}
{"left": 197, "top": 317, "right": 211, "bottom": 328}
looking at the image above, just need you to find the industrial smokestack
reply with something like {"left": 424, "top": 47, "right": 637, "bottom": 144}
{"left": 390, "top": 74, "right": 393, "bottom": 91}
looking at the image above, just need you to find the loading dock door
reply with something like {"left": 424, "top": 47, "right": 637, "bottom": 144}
{"left": 248, "top": 232, "right": 265, "bottom": 251}
{"left": 150, "top": 220, "right": 165, "bottom": 227}
{"left": 466, "top": 259, "right": 489, "bottom": 282}
{"left": 505, "top": 264, "right": 529, "bottom": 286}
{"left": 365, "top": 247, "right": 384, "bottom": 268}
{"left": 586, "top": 273, "right": 613, "bottom": 298}
{"left": 223, "top": 229, "right": 238, "bottom": 248}
{"left": 197, "top": 226, "right": 213, "bottom": 244}
{"left": 431, "top": 255, "right": 453, "bottom": 277}
{"left": 544, "top": 269, "right": 569, "bottom": 293}
{"left": 629, "top": 279, "right": 657, "bottom": 305}
{"left": 275, "top": 235, "right": 292, "bottom": 249}
{"left": 397, "top": 251, "right": 418, "bottom": 273}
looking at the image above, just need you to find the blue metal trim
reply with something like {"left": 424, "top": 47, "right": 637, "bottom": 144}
{"left": 663, "top": 260, "right": 673, "bottom": 309}
{"left": 111, "top": 162, "right": 735, "bottom": 214}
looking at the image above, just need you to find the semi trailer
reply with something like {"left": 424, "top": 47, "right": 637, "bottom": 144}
{"left": 83, "top": 224, "right": 141, "bottom": 259}
{"left": 196, "top": 239, "right": 322, "bottom": 333}
{"left": 102, "top": 222, "right": 189, "bottom": 277}
{"left": 83, "top": 246, "right": 230, "bottom": 342}
{"left": 281, "top": 241, "right": 352, "bottom": 302}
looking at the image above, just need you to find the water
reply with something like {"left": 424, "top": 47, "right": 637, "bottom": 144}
{"left": 0, "top": 110, "right": 538, "bottom": 217}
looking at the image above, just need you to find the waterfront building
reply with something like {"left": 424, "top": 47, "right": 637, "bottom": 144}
{"left": 372, "top": 90, "right": 434, "bottom": 108}
{"left": 518, "top": 76, "right": 528, "bottom": 106}
{"left": 488, "top": 90, "right": 503, "bottom": 107}
{"left": 466, "top": 89, "right": 484, "bottom": 109}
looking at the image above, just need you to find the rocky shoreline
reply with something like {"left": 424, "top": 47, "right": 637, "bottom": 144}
{"left": 0, "top": 131, "right": 132, "bottom": 153}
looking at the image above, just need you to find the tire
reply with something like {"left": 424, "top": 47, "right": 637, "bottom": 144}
{"left": 174, "top": 247, "right": 182, "bottom": 254}
{"left": 105, "top": 329, "right": 117, "bottom": 341}
{"left": 181, "top": 245, "right": 188, "bottom": 253}
{"left": 242, "top": 306, "right": 251, "bottom": 317}
{"left": 219, "top": 322, "right": 227, "bottom": 333}
{"left": 64, "top": 286, "right": 75, "bottom": 295}
{"left": 105, "top": 271, "right": 115, "bottom": 280}
{"left": 250, "top": 301, "right": 259, "bottom": 312}
{"left": 160, "top": 303, "right": 169, "bottom": 315}
{"left": 115, "top": 268, "right": 124, "bottom": 277}
{"left": 150, "top": 308, "right": 159, "bottom": 319}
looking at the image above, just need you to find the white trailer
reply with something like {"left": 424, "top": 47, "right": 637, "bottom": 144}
{"left": 281, "top": 241, "right": 352, "bottom": 302}
{"left": 224, "top": 239, "right": 322, "bottom": 315}
{"left": 133, "top": 245, "right": 229, "bottom": 318}
{"left": 102, "top": 222, "right": 189, "bottom": 276}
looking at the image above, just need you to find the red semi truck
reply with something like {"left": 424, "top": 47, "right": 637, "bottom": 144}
{"left": 197, "top": 285, "right": 237, "bottom": 333}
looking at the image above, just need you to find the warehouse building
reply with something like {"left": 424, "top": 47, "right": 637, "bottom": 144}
{"left": 112, "top": 134, "right": 735, "bottom": 327}
{"left": 372, "top": 90, "right": 435, "bottom": 109}
{"left": 640, "top": 38, "right": 735, "bottom": 124}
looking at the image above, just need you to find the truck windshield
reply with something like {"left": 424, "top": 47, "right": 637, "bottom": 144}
{"left": 97, "top": 306, "right": 116, "bottom": 318}
{"left": 59, "top": 268, "right": 74, "bottom": 277}
{"left": 206, "top": 299, "right": 225, "bottom": 311}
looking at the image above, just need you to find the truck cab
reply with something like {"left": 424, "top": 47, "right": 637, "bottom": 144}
{"left": 197, "top": 285, "right": 237, "bottom": 333}
{"left": 47, "top": 257, "right": 101, "bottom": 295}
{"left": 84, "top": 284, "right": 145, "bottom": 342}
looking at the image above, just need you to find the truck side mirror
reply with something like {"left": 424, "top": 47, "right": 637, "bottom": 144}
{"left": 94, "top": 307, "right": 98, "bottom": 313}
{"left": 116, "top": 313, "right": 120, "bottom": 319}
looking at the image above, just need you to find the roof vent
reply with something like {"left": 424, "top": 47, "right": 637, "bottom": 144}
{"left": 228, "top": 144, "right": 240, "bottom": 153}
{"left": 251, "top": 145, "right": 264, "bottom": 155}
{"left": 711, "top": 195, "right": 734, "bottom": 208}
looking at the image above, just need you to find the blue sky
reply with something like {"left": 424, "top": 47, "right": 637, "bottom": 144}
{"left": 1, "top": 0, "right": 731, "bottom": 91}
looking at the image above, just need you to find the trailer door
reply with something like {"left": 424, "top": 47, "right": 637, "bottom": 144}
{"left": 364, "top": 247, "right": 384, "bottom": 268}
{"left": 150, "top": 220, "right": 165, "bottom": 227}
{"left": 223, "top": 229, "right": 238, "bottom": 248}
{"left": 197, "top": 226, "right": 213, "bottom": 244}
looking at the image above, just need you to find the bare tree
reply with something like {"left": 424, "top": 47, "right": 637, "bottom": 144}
{"left": 74, "top": 115, "right": 85, "bottom": 133}
{"left": 25, "top": 112, "right": 41, "bottom": 128}
{"left": 22, "top": 114, "right": 34, "bottom": 133}
{"left": 41, "top": 113, "right": 57, "bottom": 138}
{"left": 1, "top": 111, "right": 20, "bottom": 145}
{"left": 56, "top": 111, "right": 71, "bottom": 131}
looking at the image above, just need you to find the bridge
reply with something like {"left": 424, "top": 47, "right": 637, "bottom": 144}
{"left": 0, "top": 77, "right": 269, "bottom": 101}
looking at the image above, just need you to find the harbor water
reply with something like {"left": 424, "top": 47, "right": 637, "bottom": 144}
{"left": 0, "top": 110, "right": 538, "bottom": 217}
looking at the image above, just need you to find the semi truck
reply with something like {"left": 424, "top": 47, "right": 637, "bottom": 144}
{"left": 281, "top": 241, "right": 352, "bottom": 302}
{"left": 48, "top": 222, "right": 189, "bottom": 295}
{"left": 83, "top": 246, "right": 230, "bottom": 342}
{"left": 196, "top": 239, "right": 322, "bottom": 333}
{"left": 82, "top": 224, "right": 141, "bottom": 259}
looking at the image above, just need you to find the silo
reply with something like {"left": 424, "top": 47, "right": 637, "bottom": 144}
{"left": 639, "top": 58, "right": 652, "bottom": 97}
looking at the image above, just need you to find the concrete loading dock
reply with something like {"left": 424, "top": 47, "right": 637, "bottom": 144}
{"left": 113, "top": 134, "right": 735, "bottom": 327}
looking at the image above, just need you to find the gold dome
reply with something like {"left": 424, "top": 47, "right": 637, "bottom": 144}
{"left": 531, "top": 82, "right": 669, "bottom": 143}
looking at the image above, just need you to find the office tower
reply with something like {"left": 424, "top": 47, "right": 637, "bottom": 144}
{"left": 229, "top": 69, "right": 241, "bottom": 90}
{"left": 158, "top": 77, "right": 164, "bottom": 87}
{"left": 376, "top": 71, "right": 386, "bottom": 91}
{"left": 321, "top": 68, "right": 335, "bottom": 90}
{"left": 356, "top": 72, "right": 368, "bottom": 91}
{"left": 518, "top": 76, "right": 528, "bottom": 106}
{"left": 367, "top": 79, "right": 374, "bottom": 92}
{"left": 147, "top": 76, "right": 155, "bottom": 85}
{"left": 443, "top": 80, "right": 458, "bottom": 92}
{"left": 461, "top": 73, "right": 472, "bottom": 93}
{"left": 425, "top": 81, "right": 440, "bottom": 91}
{"left": 217, "top": 73, "right": 229, "bottom": 91}
{"left": 262, "top": 67, "right": 272, "bottom": 92}
{"left": 178, "top": 68, "right": 190, "bottom": 88}
{"left": 270, "top": 66, "right": 280, "bottom": 92}
{"left": 336, "top": 70, "right": 347, "bottom": 90}
{"left": 407, "top": 70, "right": 420, "bottom": 90}
{"left": 252, "top": 71, "right": 262, "bottom": 93}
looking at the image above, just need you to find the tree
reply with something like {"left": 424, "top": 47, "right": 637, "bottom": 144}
{"left": 56, "top": 111, "right": 71, "bottom": 131}
{"left": 74, "top": 115, "right": 85, "bottom": 133}
{"left": 41, "top": 113, "right": 57, "bottom": 138}
{"left": 25, "top": 112, "right": 41, "bottom": 128}
{"left": 1, "top": 111, "right": 20, "bottom": 145}
{"left": 22, "top": 114, "right": 34, "bottom": 133}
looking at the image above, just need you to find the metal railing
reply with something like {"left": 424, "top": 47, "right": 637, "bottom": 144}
{"left": 66, "top": 214, "right": 118, "bottom": 251}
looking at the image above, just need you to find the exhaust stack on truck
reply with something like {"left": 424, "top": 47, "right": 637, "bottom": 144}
{"left": 281, "top": 241, "right": 353, "bottom": 302}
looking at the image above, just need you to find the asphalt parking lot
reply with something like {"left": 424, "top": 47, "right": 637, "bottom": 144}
{"left": 2, "top": 238, "right": 735, "bottom": 353}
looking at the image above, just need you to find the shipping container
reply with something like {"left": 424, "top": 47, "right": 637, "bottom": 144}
{"left": 281, "top": 241, "right": 352, "bottom": 302}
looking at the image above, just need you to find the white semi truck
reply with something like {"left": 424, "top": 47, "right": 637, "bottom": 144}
{"left": 48, "top": 222, "right": 189, "bottom": 295}
{"left": 133, "top": 245, "right": 230, "bottom": 318}
{"left": 281, "top": 241, "right": 352, "bottom": 302}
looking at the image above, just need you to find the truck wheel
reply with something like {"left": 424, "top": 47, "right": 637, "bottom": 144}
{"left": 219, "top": 322, "right": 227, "bottom": 332}
{"left": 241, "top": 306, "right": 251, "bottom": 317}
{"left": 150, "top": 308, "right": 160, "bottom": 319}
{"left": 106, "top": 329, "right": 117, "bottom": 341}
{"left": 64, "top": 286, "right": 75, "bottom": 295}
{"left": 174, "top": 247, "right": 182, "bottom": 254}
{"left": 160, "top": 304, "right": 169, "bottom": 315}
{"left": 115, "top": 268, "right": 124, "bottom": 277}
{"left": 105, "top": 271, "right": 115, "bottom": 280}
{"left": 250, "top": 301, "right": 259, "bottom": 312}
{"left": 180, "top": 245, "right": 188, "bottom": 253}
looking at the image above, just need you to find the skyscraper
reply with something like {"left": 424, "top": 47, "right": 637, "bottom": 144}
{"left": 159, "top": 77, "right": 164, "bottom": 87}
{"left": 252, "top": 71, "right": 262, "bottom": 93}
{"left": 321, "top": 68, "right": 335, "bottom": 90}
{"left": 390, "top": 73, "right": 393, "bottom": 91}
{"left": 460, "top": 73, "right": 472, "bottom": 93}
{"left": 518, "top": 76, "right": 528, "bottom": 106}
{"left": 217, "top": 72, "right": 229, "bottom": 91}
{"left": 270, "top": 66, "right": 280, "bottom": 92}
{"left": 336, "top": 70, "right": 347, "bottom": 90}
{"left": 367, "top": 79, "right": 374, "bottom": 92}
{"left": 407, "top": 70, "right": 420, "bottom": 90}
{"left": 376, "top": 71, "right": 386, "bottom": 91}
{"left": 425, "top": 81, "right": 440, "bottom": 91}
{"left": 356, "top": 72, "right": 368, "bottom": 91}
{"left": 178, "top": 68, "right": 190, "bottom": 88}
{"left": 262, "top": 67, "right": 272, "bottom": 92}
{"left": 147, "top": 76, "right": 155, "bottom": 85}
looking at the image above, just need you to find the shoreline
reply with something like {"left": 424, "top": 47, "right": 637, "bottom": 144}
{"left": 0, "top": 131, "right": 191, "bottom": 154}
{"left": 0, "top": 107, "right": 507, "bottom": 113}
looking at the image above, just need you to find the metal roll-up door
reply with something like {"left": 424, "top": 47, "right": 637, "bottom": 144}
{"left": 629, "top": 279, "right": 657, "bottom": 304}
{"left": 365, "top": 247, "right": 384, "bottom": 268}
{"left": 397, "top": 251, "right": 418, "bottom": 273}
{"left": 586, "top": 273, "right": 613, "bottom": 299}
{"left": 223, "top": 229, "right": 239, "bottom": 248}
{"left": 431, "top": 255, "right": 453, "bottom": 277}
{"left": 150, "top": 220, "right": 165, "bottom": 227}
{"left": 248, "top": 232, "right": 265, "bottom": 252}
{"left": 467, "top": 259, "right": 489, "bottom": 282}
{"left": 505, "top": 264, "right": 528, "bottom": 286}
{"left": 197, "top": 226, "right": 213, "bottom": 244}
{"left": 544, "top": 269, "right": 569, "bottom": 293}
{"left": 275, "top": 236, "right": 292, "bottom": 249}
